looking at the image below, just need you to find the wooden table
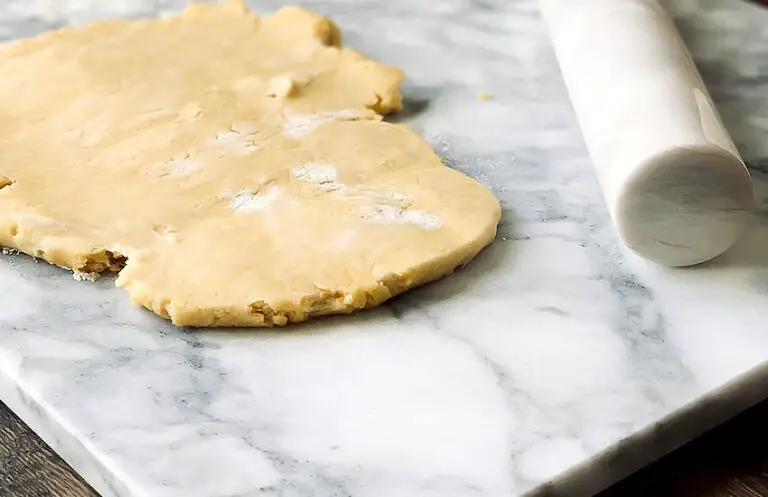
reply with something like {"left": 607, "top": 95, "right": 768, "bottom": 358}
{"left": 0, "top": 399, "right": 766, "bottom": 497}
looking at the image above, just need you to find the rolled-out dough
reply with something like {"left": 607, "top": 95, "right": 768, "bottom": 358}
{"left": 0, "top": 0, "right": 501, "bottom": 327}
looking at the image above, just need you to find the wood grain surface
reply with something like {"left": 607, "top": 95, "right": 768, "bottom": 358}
{"left": 0, "top": 403, "right": 94, "bottom": 497}
{"left": 0, "top": 398, "right": 767, "bottom": 497}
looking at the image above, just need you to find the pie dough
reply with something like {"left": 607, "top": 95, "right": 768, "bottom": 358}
{"left": 0, "top": 0, "right": 501, "bottom": 327}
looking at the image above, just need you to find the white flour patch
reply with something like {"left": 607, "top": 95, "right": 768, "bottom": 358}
{"left": 282, "top": 115, "right": 327, "bottom": 139}
{"left": 230, "top": 186, "right": 282, "bottom": 214}
{"left": 400, "top": 209, "right": 443, "bottom": 229}
{"left": 211, "top": 130, "right": 261, "bottom": 156}
{"left": 283, "top": 109, "right": 365, "bottom": 139}
{"left": 361, "top": 204, "right": 443, "bottom": 230}
{"left": 290, "top": 163, "right": 442, "bottom": 230}
{"left": 291, "top": 163, "right": 342, "bottom": 192}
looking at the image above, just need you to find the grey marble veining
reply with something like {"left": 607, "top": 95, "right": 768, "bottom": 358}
{"left": 1, "top": 1, "right": 767, "bottom": 496}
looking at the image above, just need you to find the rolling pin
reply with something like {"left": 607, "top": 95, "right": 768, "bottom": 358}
{"left": 541, "top": 0, "right": 754, "bottom": 267}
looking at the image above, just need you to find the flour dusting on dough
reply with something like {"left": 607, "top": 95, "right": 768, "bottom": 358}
{"left": 283, "top": 109, "right": 365, "bottom": 139}
{"left": 282, "top": 115, "right": 327, "bottom": 139}
{"left": 400, "top": 209, "right": 443, "bottom": 229}
{"left": 289, "top": 163, "right": 442, "bottom": 229}
{"left": 291, "top": 163, "right": 341, "bottom": 192}
{"left": 361, "top": 204, "right": 443, "bottom": 230}
{"left": 230, "top": 186, "right": 282, "bottom": 213}
{"left": 325, "top": 109, "right": 364, "bottom": 120}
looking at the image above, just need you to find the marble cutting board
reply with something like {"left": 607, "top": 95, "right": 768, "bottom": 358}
{"left": 1, "top": 0, "right": 768, "bottom": 496}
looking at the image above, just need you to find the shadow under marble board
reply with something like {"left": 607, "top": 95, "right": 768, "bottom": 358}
{"left": 1, "top": 0, "right": 768, "bottom": 497}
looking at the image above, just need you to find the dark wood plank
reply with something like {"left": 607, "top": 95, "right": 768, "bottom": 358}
{"left": 0, "top": 398, "right": 767, "bottom": 496}
{"left": 0, "top": 403, "right": 97, "bottom": 497}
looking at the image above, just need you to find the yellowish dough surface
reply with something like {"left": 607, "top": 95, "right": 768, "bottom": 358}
{"left": 0, "top": 0, "right": 501, "bottom": 327}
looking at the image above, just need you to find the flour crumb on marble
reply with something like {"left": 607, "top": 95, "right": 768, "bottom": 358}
{"left": 291, "top": 163, "right": 342, "bottom": 192}
{"left": 73, "top": 270, "right": 99, "bottom": 282}
{"left": 476, "top": 91, "right": 494, "bottom": 101}
{"left": 1, "top": 248, "right": 18, "bottom": 255}
{"left": 230, "top": 186, "right": 282, "bottom": 213}
{"left": 211, "top": 130, "right": 261, "bottom": 156}
{"left": 282, "top": 109, "right": 364, "bottom": 139}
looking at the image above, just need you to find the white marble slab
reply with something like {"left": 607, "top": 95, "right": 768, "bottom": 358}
{"left": 1, "top": 1, "right": 767, "bottom": 496}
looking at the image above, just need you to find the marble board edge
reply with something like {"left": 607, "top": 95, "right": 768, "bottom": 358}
{"left": 1, "top": 348, "right": 767, "bottom": 497}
